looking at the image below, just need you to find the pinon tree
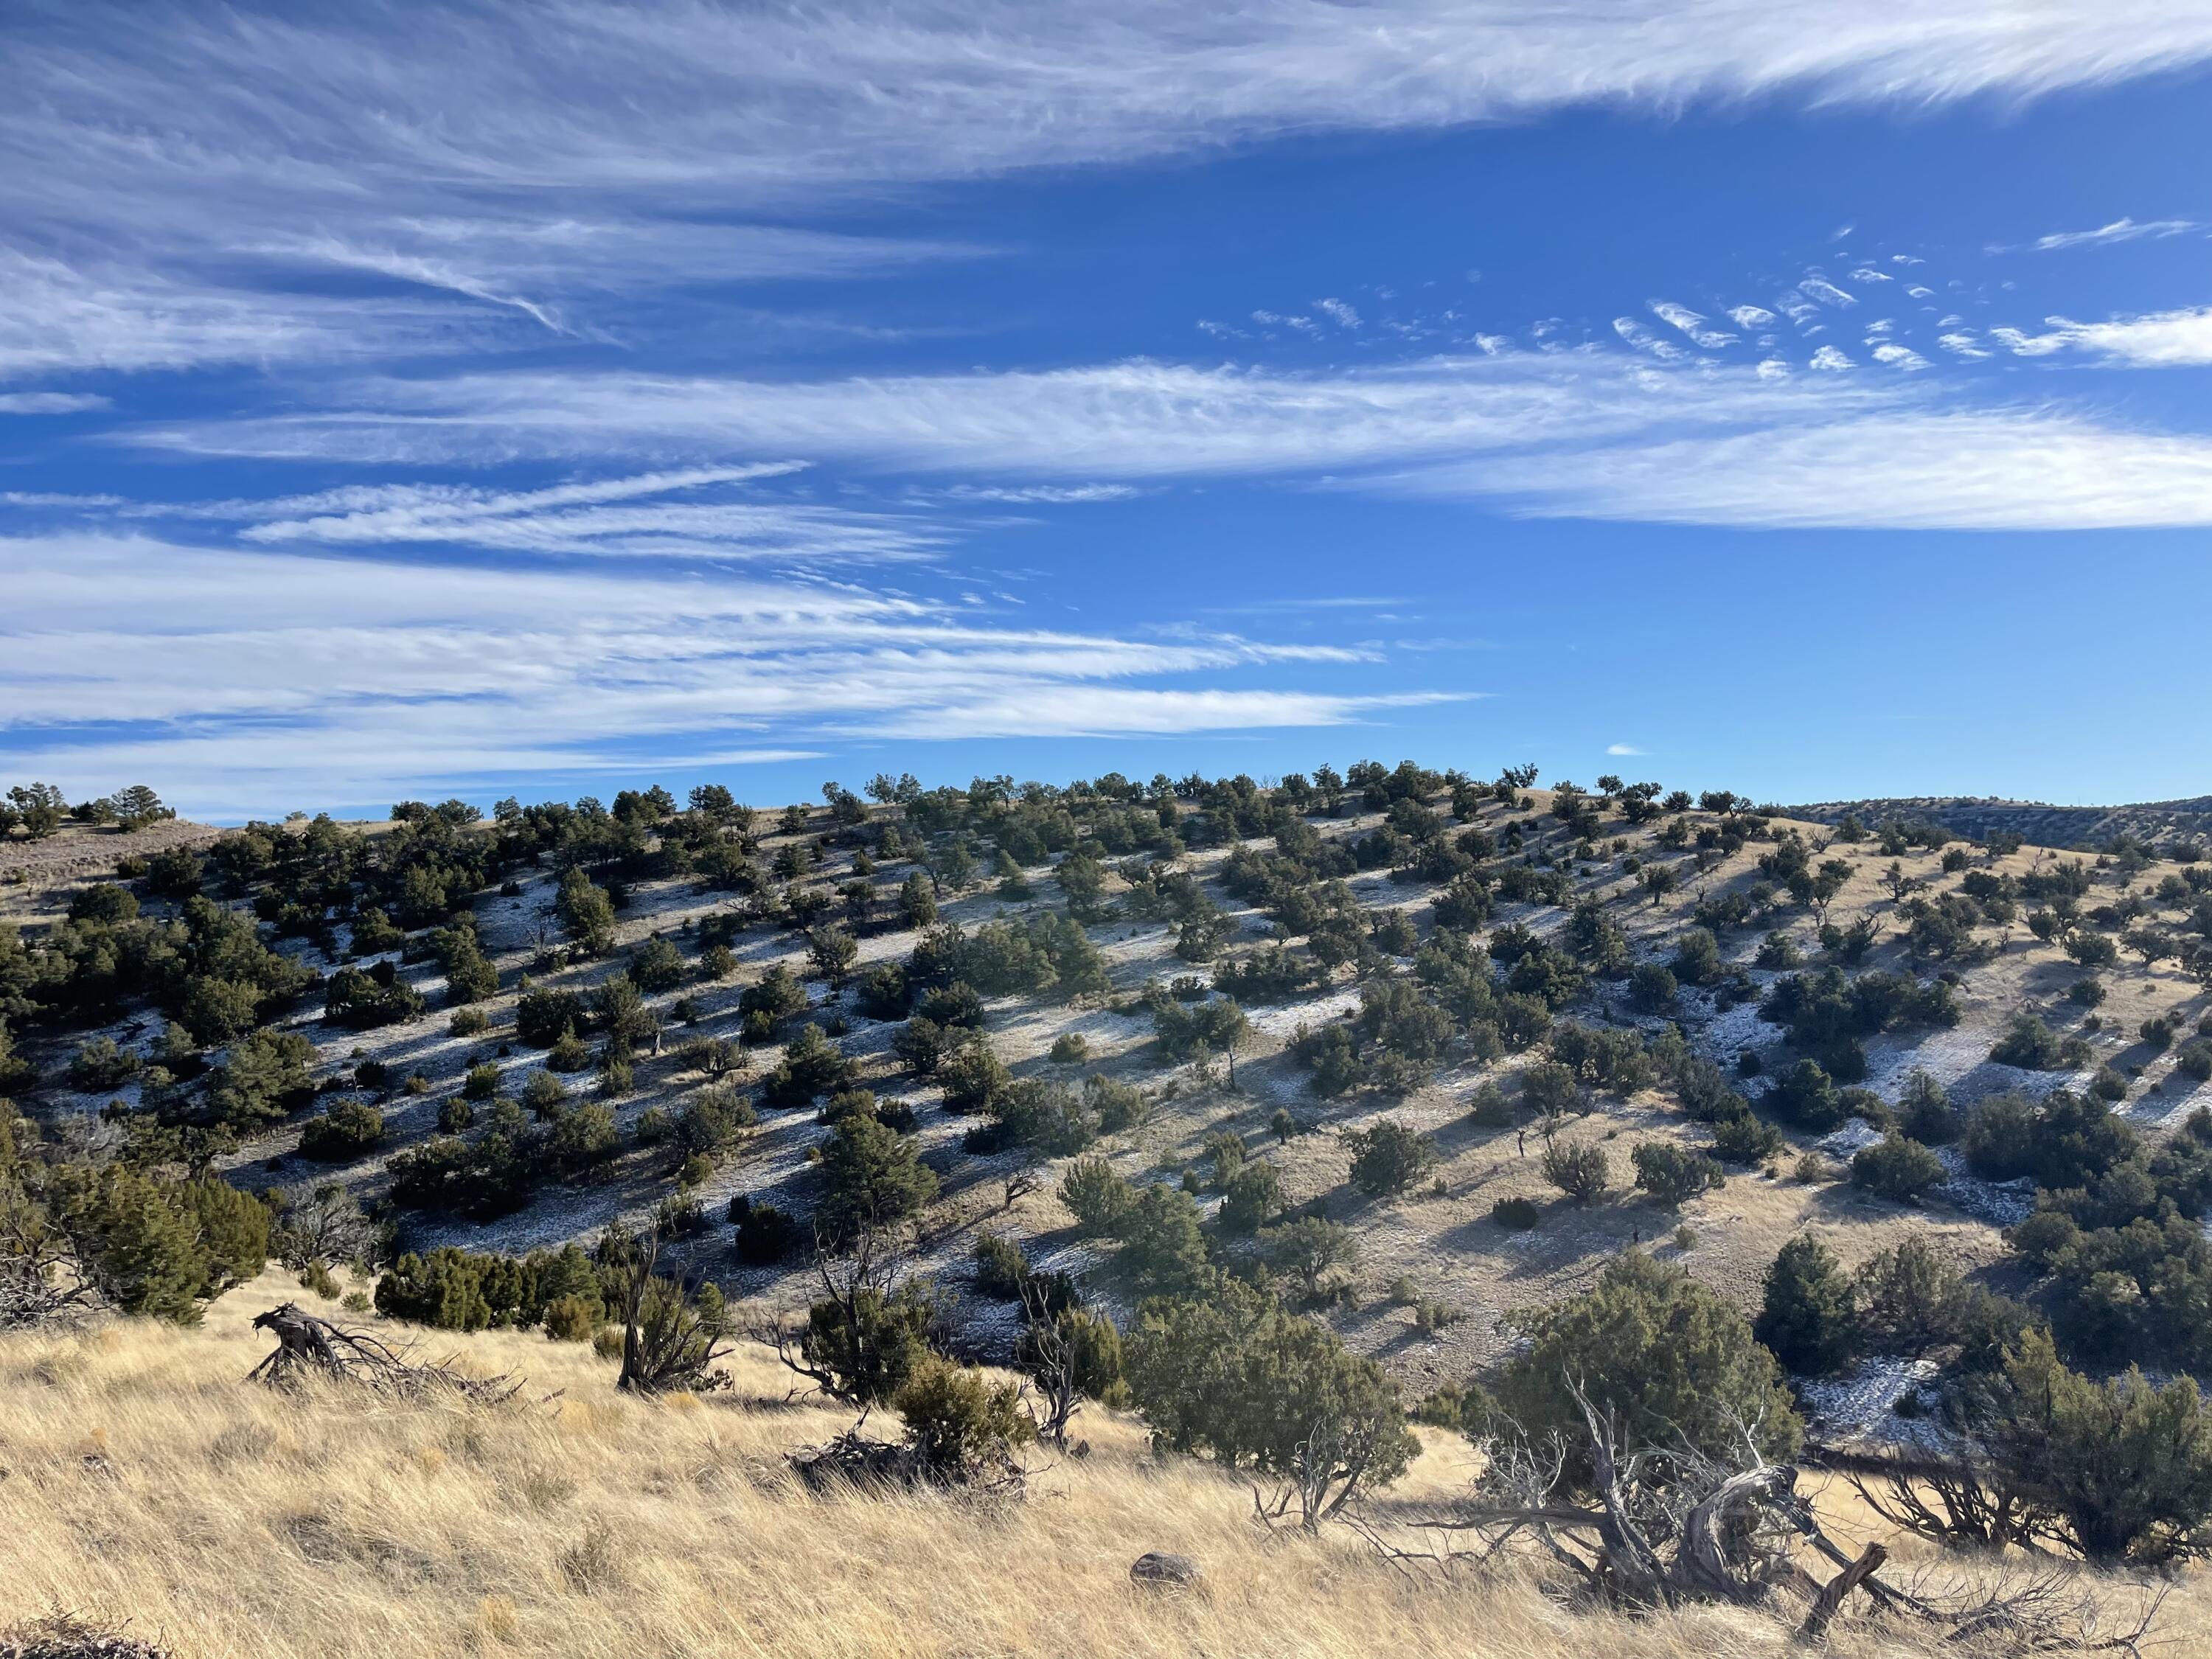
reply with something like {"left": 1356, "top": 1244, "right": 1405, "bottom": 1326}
{"left": 1754, "top": 1234, "right": 1860, "bottom": 1377}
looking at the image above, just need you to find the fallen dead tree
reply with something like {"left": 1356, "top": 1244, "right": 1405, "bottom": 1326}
{"left": 787, "top": 1425, "right": 1026, "bottom": 1498}
{"left": 1346, "top": 1385, "right": 2165, "bottom": 1653}
{"left": 246, "top": 1303, "right": 521, "bottom": 1404}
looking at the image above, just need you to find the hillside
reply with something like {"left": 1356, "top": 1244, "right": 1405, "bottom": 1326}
{"left": 5, "top": 763, "right": 2212, "bottom": 1653}
{"left": 7, "top": 773, "right": 2212, "bottom": 1386}
{"left": 1787, "top": 796, "right": 2212, "bottom": 854}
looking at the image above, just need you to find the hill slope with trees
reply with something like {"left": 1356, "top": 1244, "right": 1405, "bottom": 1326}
{"left": 4, "top": 764, "right": 2211, "bottom": 1653}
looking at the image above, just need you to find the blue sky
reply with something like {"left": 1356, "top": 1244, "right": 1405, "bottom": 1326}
{"left": 4, "top": 3, "right": 2212, "bottom": 822}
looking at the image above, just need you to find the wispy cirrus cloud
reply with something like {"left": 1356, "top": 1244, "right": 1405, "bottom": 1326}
{"left": 1, "top": 531, "right": 1427, "bottom": 815}
{"left": 0, "top": 391, "right": 110, "bottom": 414}
{"left": 2016, "top": 217, "right": 2201, "bottom": 252}
{"left": 1397, "top": 410, "right": 2212, "bottom": 530}
{"left": 9, "top": 465, "right": 947, "bottom": 566}
{"left": 8, "top": 1, "right": 2212, "bottom": 381}
{"left": 127, "top": 345, "right": 2212, "bottom": 532}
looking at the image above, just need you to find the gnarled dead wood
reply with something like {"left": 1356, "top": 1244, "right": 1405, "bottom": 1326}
{"left": 1800, "top": 1542, "right": 1887, "bottom": 1642}
{"left": 247, "top": 1303, "right": 521, "bottom": 1404}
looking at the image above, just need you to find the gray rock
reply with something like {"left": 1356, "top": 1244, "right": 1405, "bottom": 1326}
{"left": 1130, "top": 1551, "right": 1201, "bottom": 1588}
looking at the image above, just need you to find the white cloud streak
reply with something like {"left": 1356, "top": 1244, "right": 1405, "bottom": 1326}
{"left": 129, "top": 344, "right": 2212, "bottom": 532}
{"left": 2026, "top": 217, "right": 2199, "bottom": 251}
{"left": 9, "top": 1, "right": 2212, "bottom": 379}
{"left": 0, "top": 391, "right": 111, "bottom": 414}
{"left": 1, "top": 532, "right": 1429, "bottom": 815}
{"left": 1405, "top": 411, "right": 2212, "bottom": 529}
{"left": 1991, "top": 307, "right": 2212, "bottom": 366}
{"left": 1649, "top": 301, "right": 1737, "bottom": 349}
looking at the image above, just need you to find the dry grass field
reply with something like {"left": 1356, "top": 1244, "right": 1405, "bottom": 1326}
{"left": 0, "top": 1271, "right": 2198, "bottom": 1659}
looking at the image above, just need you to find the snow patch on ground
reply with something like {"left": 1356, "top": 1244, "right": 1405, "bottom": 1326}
{"left": 1817, "top": 1120, "right": 1888, "bottom": 1160}
{"left": 1799, "top": 1356, "right": 1953, "bottom": 1453}
{"left": 1930, "top": 1147, "right": 2037, "bottom": 1226}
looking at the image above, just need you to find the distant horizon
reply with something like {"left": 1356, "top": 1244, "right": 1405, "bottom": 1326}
{"left": 32, "top": 765, "right": 2209, "bottom": 832}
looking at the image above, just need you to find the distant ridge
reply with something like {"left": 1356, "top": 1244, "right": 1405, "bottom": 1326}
{"left": 1786, "top": 794, "right": 2212, "bottom": 851}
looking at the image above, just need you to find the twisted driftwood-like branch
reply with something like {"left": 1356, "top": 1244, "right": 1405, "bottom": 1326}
{"left": 1342, "top": 1377, "right": 2164, "bottom": 1652}
{"left": 247, "top": 1303, "right": 521, "bottom": 1404}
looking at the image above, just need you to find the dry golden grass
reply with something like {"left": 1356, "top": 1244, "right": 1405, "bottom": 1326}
{"left": 0, "top": 1272, "right": 2200, "bottom": 1659}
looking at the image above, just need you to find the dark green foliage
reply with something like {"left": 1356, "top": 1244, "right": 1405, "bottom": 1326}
{"left": 1851, "top": 1133, "right": 1946, "bottom": 1203}
{"left": 1899, "top": 1069, "right": 1961, "bottom": 1145}
{"left": 296, "top": 1099, "right": 384, "bottom": 1161}
{"left": 1445, "top": 1079, "right": 1503, "bottom": 1130}
{"left": 815, "top": 1113, "right": 939, "bottom": 1241}
{"left": 1148, "top": 989, "right": 1250, "bottom": 1064}
{"left": 894, "top": 1357, "right": 1037, "bottom": 1479}
{"left": 800, "top": 1282, "right": 936, "bottom": 1405}
{"left": 628, "top": 936, "right": 685, "bottom": 994}
{"left": 855, "top": 961, "right": 911, "bottom": 1020}
{"left": 1017, "top": 1304, "right": 1129, "bottom": 1405}
{"left": 439, "top": 926, "right": 498, "bottom": 1006}
{"left": 1767, "top": 1058, "right": 1851, "bottom": 1132}
{"left": 761, "top": 1023, "right": 860, "bottom": 1109}
{"left": 1671, "top": 927, "right": 1725, "bottom": 987}
{"left": 75, "top": 1171, "right": 216, "bottom": 1321}
{"left": 936, "top": 1035, "right": 1009, "bottom": 1112}
{"left": 1631, "top": 1139, "right": 1724, "bottom": 1205}
{"left": 375, "top": 1242, "right": 608, "bottom": 1334}
{"left": 1085, "top": 1073, "right": 1147, "bottom": 1133}
{"left": 1548, "top": 1023, "right": 1653, "bottom": 1096}
{"left": 1855, "top": 1236, "right": 1975, "bottom": 1357}
{"left": 1113, "top": 1183, "right": 1211, "bottom": 1295}
{"left": 1342, "top": 1120, "right": 1437, "bottom": 1197}
{"left": 1491, "top": 1194, "right": 1541, "bottom": 1230}
{"left": 917, "top": 981, "right": 985, "bottom": 1028}
{"left": 1754, "top": 1234, "right": 1860, "bottom": 1376}
{"left": 970, "top": 1233, "right": 1029, "bottom": 1299}
{"left": 1060, "top": 1157, "right": 1136, "bottom": 1237}
{"left": 56, "top": 1169, "right": 268, "bottom": 1324}
{"left": 1759, "top": 966, "right": 1959, "bottom": 1079}
{"left": 1990, "top": 1012, "right": 2089, "bottom": 1071}
{"left": 733, "top": 1200, "right": 796, "bottom": 1265}
{"left": 181, "top": 1177, "right": 271, "bottom": 1294}
{"left": 556, "top": 870, "right": 616, "bottom": 955}
{"left": 984, "top": 1075, "right": 1099, "bottom": 1156}
{"left": 1540, "top": 1138, "right": 1610, "bottom": 1205}
{"left": 739, "top": 963, "right": 810, "bottom": 1026}
{"left": 889, "top": 1015, "right": 953, "bottom": 1076}
{"left": 1963, "top": 1088, "right": 2136, "bottom": 1191}
{"left": 1217, "top": 1159, "right": 1282, "bottom": 1234}
{"left": 1489, "top": 1251, "right": 1801, "bottom": 1481}
{"left": 66, "top": 1037, "right": 139, "bottom": 1093}
{"left": 515, "top": 987, "right": 585, "bottom": 1047}
{"left": 675, "top": 1085, "right": 754, "bottom": 1159}
{"left": 1710, "top": 1110, "right": 1784, "bottom": 1165}
{"left": 202, "top": 1029, "right": 316, "bottom": 1130}
{"left": 324, "top": 961, "right": 425, "bottom": 1029}
{"left": 1627, "top": 961, "right": 1677, "bottom": 1012}
{"left": 1127, "top": 1276, "right": 1416, "bottom": 1496}
{"left": 1975, "top": 1327, "right": 2212, "bottom": 1567}
{"left": 1259, "top": 1214, "right": 1359, "bottom": 1296}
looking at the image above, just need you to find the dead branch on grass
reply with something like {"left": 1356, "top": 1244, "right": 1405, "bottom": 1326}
{"left": 246, "top": 1303, "right": 521, "bottom": 1404}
